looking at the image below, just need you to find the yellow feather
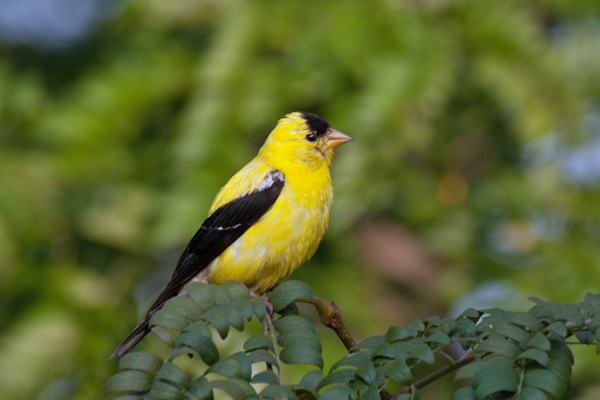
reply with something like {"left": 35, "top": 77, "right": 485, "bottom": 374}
{"left": 205, "top": 112, "right": 346, "bottom": 292}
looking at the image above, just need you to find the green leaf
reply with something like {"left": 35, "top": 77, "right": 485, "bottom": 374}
{"left": 244, "top": 334, "right": 276, "bottom": 353}
{"left": 471, "top": 358, "right": 515, "bottom": 387}
{"left": 454, "top": 362, "right": 484, "bottom": 381}
{"left": 550, "top": 338, "right": 574, "bottom": 365}
{"left": 298, "top": 370, "right": 323, "bottom": 392}
{"left": 386, "top": 359, "right": 413, "bottom": 385}
{"left": 589, "top": 314, "right": 600, "bottom": 332}
{"left": 150, "top": 308, "right": 189, "bottom": 332}
{"left": 259, "top": 384, "right": 296, "bottom": 399}
{"left": 385, "top": 326, "right": 411, "bottom": 342}
{"left": 278, "top": 301, "right": 300, "bottom": 317}
{"left": 318, "top": 369, "right": 357, "bottom": 390}
{"left": 544, "top": 322, "right": 567, "bottom": 337}
{"left": 508, "top": 313, "right": 544, "bottom": 333}
{"left": 362, "top": 383, "right": 381, "bottom": 400}
{"left": 372, "top": 342, "right": 396, "bottom": 360}
{"left": 275, "top": 316, "right": 323, "bottom": 369}
{"left": 319, "top": 385, "right": 358, "bottom": 400}
{"left": 526, "top": 333, "right": 551, "bottom": 351}
{"left": 517, "top": 348, "right": 550, "bottom": 367}
{"left": 118, "top": 352, "right": 163, "bottom": 372}
{"left": 555, "top": 304, "right": 585, "bottom": 327}
{"left": 168, "top": 345, "right": 197, "bottom": 362}
{"left": 523, "top": 369, "right": 567, "bottom": 399}
{"left": 247, "top": 348, "right": 279, "bottom": 368}
{"left": 390, "top": 338, "right": 423, "bottom": 361}
{"left": 150, "top": 297, "right": 200, "bottom": 331}
{"left": 221, "top": 280, "right": 252, "bottom": 299}
{"left": 439, "top": 318, "right": 457, "bottom": 333}
{"left": 547, "top": 348, "right": 572, "bottom": 380}
{"left": 425, "top": 316, "right": 442, "bottom": 326}
{"left": 231, "top": 298, "right": 255, "bottom": 320}
{"left": 251, "top": 370, "right": 281, "bottom": 384}
{"left": 406, "top": 319, "right": 426, "bottom": 336}
{"left": 574, "top": 331, "right": 595, "bottom": 344}
{"left": 250, "top": 298, "right": 267, "bottom": 320}
{"left": 279, "top": 339, "right": 323, "bottom": 369}
{"left": 151, "top": 326, "right": 174, "bottom": 347}
{"left": 204, "top": 378, "right": 257, "bottom": 400}
{"left": 294, "top": 388, "right": 319, "bottom": 400}
{"left": 155, "top": 362, "right": 188, "bottom": 388}
{"left": 472, "top": 358, "right": 519, "bottom": 399}
{"left": 222, "top": 303, "right": 246, "bottom": 332}
{"left": 206, "top": 352, "right": 252, "bottom": 381}
{"left": 450, "top": 387, "right": 474, "bottom": 400}
{"left": 201, "top": 308, "right": 230, "bottom": 339}
{"left": 148, "top": 380, "right": 184, "bottom": 399}
{"left": 105, "top": 370, "right": 152, "bottom": 396}
{"left": 182, "top": 320, "right": 212, "bottom": 338}
{"left": 185, "top": 282, "right": 217, "bottom": 313}
{"left": 528, "top": 297, "right": 547, "bottom": 306}
{"left": 458, "top": 308, "right": 481, "bottom": 320}
{"left": 584, "top": 293, "right": 600, "bottom": 309}
{"left": 451, "top": 318, "right": 477, "bottom": 336}
{"left": 211, "top": 285, "right": 234, "bottom": 306}
{"left": 517, "top": 387, "right": 548, "bottom": 400}
{"left": 330, "top": 352, "right": 371, "bottom": 372}
{"left": 269, "top": 280, "right": 314, "bottom": 312}
{"left": 355, "top": 335, "right": 385, "bottom": 351}
{"left": 476, "top": 335, "right": 521, "bottom": 359}
{"left": 356, "top": 361, "right": 377, "bottom": 384}
{"left": 175, "top": 331, "right": 219, "bottom": 366}
{"left": 425, "top": 331, "right": 451, "bottom": 346}
{"left": 479, "top": 308, "right": 510, "bottom": 329}
{"left": 348, "top": 376, "right": 369, "bottom": 391}
{"left": 492, "top": 322, "right": 532, "bottom": 344}
{"left": 408, "top": 343, "right": 434, "bottom": 364}
{"left": 188, "top": 377, "right": 214, "bottom": 400}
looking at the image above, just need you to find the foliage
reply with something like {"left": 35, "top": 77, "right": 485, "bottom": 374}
{"left": 105, "top": 281, "right": 600, "bottom": 399}
{"left": 2, "top": 1, "right": 600, "bottom": 399}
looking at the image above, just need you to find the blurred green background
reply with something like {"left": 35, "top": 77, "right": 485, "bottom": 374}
{"left": 2, "top": 0, "right": 600, "bottom": 399}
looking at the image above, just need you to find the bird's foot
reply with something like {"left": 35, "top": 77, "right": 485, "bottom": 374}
{"left": 250, "top": 291, "right": 274, "bottom": 322}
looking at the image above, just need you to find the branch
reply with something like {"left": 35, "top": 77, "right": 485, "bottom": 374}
{"left": 296, "top": 296, "right": 356, "bottom": 351}
{"left": 396, "top": 351, "right": 476, "bottom": 397}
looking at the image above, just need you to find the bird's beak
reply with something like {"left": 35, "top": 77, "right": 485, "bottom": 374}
{"left": 322, "top": 128, "right": 354, "bottom": 150}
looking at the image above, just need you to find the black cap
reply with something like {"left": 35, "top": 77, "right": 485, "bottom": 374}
{"left": 300, "top": 112, "right": 330, "bottom": 137}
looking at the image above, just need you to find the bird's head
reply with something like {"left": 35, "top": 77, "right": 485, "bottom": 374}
{"left": 259, "top": 112, "right": 354, "bottom": 169}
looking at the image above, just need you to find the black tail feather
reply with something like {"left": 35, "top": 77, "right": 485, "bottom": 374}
{"left": 111, "top": 315, "right": 152, "bottom": 359}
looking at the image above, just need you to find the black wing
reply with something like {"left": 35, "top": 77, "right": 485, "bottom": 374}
{"left": 111, "top": 170, "right": 285, "bottom": 357}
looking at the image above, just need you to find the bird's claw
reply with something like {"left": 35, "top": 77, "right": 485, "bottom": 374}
{"left": 250, "top": 291, "right": 274, "bottom": 321}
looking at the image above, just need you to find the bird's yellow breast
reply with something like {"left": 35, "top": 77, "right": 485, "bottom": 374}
{"left": 206, "top": 157, "right": 333, "bottom": 293}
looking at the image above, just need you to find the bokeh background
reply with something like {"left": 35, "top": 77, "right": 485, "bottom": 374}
{"left": 2, "top": 0, "right": 600, "bottom": 399}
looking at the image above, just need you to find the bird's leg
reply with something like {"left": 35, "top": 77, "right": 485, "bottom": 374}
{"left": 251, "top": 291, "right": 274, "bottom": 322}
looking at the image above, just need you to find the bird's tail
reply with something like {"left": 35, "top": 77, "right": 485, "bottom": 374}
{"left": 111, "top": 315, "right": 152, "bottom": 359}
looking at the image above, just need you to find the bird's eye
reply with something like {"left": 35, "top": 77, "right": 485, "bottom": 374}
{"left": 306, "top": 133, "right": 317, "bottom": 142}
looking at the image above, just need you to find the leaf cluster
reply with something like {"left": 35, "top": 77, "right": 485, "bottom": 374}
{"left": 450, "top": 294, "right": 600, "bottom": 400}
{"left": 105, "top": 283, "right": 600, "bottom": 400}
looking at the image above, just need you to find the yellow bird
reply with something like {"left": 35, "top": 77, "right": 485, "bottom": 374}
{"left": 112, "top": 112, "right": 353, "bottom": 358}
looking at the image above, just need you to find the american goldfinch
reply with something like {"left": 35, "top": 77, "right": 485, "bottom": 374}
{"left": 112, "top": 112, "right": 353, "bottom": 358}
